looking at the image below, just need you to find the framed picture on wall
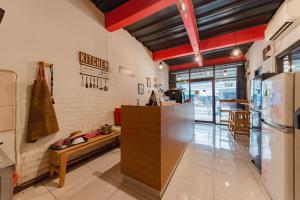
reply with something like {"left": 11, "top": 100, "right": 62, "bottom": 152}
{"left": 146, "top": 77, "right": 151, "bottom": 87}
{"left": 138, "top": 83, "right": 144, "bottom": 95}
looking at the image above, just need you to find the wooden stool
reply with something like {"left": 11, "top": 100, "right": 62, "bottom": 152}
{"left": 229, "top": 110, "right": 250, "bottom": 138}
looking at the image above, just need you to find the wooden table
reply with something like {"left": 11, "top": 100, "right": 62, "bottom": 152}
{"left": 49, "top": 132, "right": 120, "bottom": 187}
{"left": 219, "top": 99, "right": 248, "bottom": 124}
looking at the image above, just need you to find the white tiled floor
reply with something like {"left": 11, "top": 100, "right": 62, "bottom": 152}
{"left": 13, "top": 124, "right": 270, "bottom": 200}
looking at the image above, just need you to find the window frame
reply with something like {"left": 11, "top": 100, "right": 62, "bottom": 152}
{"left": 276, "top": 39, "right": 300, "bottom": 73}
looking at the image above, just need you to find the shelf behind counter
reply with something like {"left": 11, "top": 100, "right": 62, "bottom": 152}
{"left": 120, "top": 103, "right": 195, "bottom": 197}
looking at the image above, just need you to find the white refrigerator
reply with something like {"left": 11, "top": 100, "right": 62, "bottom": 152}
{"left": 261, "top": 72, "right": 300, "bottom": 200}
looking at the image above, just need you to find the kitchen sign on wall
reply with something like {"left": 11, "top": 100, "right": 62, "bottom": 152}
{"left": 79, "top": 51, "right": 109, "bottom": 91}
{"left": 79, "top": 51, "right": 109, "bottom": 71}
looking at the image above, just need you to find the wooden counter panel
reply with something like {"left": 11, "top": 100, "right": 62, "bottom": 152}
{"left": 160, "top": 103, "right": 194, "bottom": 189}
{"left": 121, "top": 103, "right": 194, "bottom": 192}
{"left": 121, "top": 106, "right": 162, "bottom": 190}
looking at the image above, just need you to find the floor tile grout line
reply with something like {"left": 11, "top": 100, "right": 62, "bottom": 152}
{"left": 212, "top": 166, "right": 215, "bottom": 200}
{"left": 43, "top": 183, "right": 59, "bottom": 200}
{"left": 43, "top": 165, "right": 102, "bottom": 199}
{"left": 105, "top": 183, "right": 123, "bottom": 200}
{"left": 247, "top": 162, "right": 271, "bottom": 200}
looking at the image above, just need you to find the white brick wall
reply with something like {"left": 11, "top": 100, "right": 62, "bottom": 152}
{"left": 0, "top": 0, "right": 169, "bottom": 184}
{"left": 17, "top": 83, "right": 140, "bottom": 183}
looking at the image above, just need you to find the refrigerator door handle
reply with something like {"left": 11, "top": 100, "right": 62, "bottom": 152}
{"left": 262, "top": 120, "right": 294, "bottom": 134}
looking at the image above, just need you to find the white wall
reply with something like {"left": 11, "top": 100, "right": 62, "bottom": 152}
{"left": 246, "top": 23, "right": 300, "bottom": 100}
{"left": 0, "top": 0, "right": 168, "bottom": 183}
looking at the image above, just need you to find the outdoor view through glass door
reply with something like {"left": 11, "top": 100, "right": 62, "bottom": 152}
{"left": 191, "top": 80, "right": 213, "bottom": 122}
{"left": 170, "top": 63, "right": 241, "bottom": 123}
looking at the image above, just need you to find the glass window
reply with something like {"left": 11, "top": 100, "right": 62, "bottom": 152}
{"left": 215, "top": 64, "right": 238, "bottom": 78}
{"left": 291, "top": 47, "right": 300, "bottom": 72}
{"left": 169, "top": 70, "right": 189, "bottom": 83}
{"left": 176, "top": 81, "right": 190, "bottom": 98}
{"left": 278, "top": 43, "right": 300, "bottom": 73}
{"left": 190, "top": 67, "right": 213, "bottom": 79}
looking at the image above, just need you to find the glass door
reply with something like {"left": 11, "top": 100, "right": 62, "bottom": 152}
{"left": 215, "top": 78, "right": 237, "bottom": 123}
{"left": 191, "top": 80, "right": 214, "bottom": 122}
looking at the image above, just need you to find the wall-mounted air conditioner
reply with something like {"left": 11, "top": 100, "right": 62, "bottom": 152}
{"left": 265, "top": 0, "right": 300, "bottom": 41}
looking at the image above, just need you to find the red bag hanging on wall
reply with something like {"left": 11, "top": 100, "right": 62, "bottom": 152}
{"left": 27, "top": 66, "right": 59, "bottom": 142}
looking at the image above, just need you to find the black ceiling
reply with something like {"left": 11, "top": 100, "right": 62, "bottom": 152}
{"left": 91, "top": 0, "right": 283, "bottom": 63}
{"left": 91, "top": 0, "right": 129, "bottom": 14}
{"left": 0, "top": 8, "right": 4, "bottom": 23}
{"left": 164, "top": 43, "right": 253, "bottom": 66}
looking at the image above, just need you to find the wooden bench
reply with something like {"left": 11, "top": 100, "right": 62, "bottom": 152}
{"left": 49, "top": 132, "right": 120, "bottom": 187}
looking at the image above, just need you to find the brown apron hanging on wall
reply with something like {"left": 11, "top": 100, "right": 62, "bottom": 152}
{"left": 27, "top": 66, "right": 59, "bottom": 142}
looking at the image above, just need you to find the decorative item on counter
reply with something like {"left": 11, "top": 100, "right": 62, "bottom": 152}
{"left": 147, "top": 77, "right": 151, "bottom": 87}
{"left": 112, "top": 126, "right": 121, "bottom": 133}
{"left": 27, "top": 62, "right": 59, "bottom": 142}
{"left": 147, "top": 91, "right": 158, "bottom": 106}
{"left": 138, "top": 83, "right": 144, "bottom": 95}
{"left": 100, "top": 124, "right": 112, "bottom": 135}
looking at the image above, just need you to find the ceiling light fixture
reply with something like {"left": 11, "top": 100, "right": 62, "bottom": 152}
{"left": 223, "top": 69, "right": 228, "bottom": 76}
{"left": 231, "top": 47, "right": 242, "bottom": 58}
{"left": 195, "top": 54, "right": 200, "bottom": 62}
{"left": 180, "top": 0, "right": 188, "bottom": 18}
{"left": 158, "top": 62, "right": 164, "bottom": 70}
{"left": 231, "top": 18, "right": 242, "bottom": 59}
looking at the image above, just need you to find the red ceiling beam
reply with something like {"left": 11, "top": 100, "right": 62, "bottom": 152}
{"left": 176, "top": 0, "right": 202, "bottom": 66}
{"left": 169, "top": 55, "right": 246, "bottom": 71}
{"left": 153, "top": 44, "right": 193, "bottom": 61}
{"left": 105, "top": 0, "right": 176, "bottom": 32}
{"left": 200, "top": 24, "right": 266, "bottom": 52}
{"left": 153, "top": 25, "right": 266, "bottom": 61}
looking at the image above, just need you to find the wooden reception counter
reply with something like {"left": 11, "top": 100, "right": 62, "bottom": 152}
{"left": 121, "top": 103, "right": 194, "bottom": 196}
